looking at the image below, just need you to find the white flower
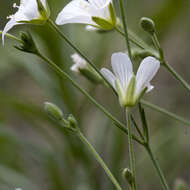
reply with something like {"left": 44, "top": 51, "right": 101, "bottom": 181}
{"left": 56, "top": 0, "right": 117, "bottom": 30}
{"left": 101, "top": 52, "right": 160, "bottom": 107}
{"left": 2, "top": 0, "right": 50, "bottom": 44}
{"left": 71, "top": 53, "right": 87, "bottom": 73}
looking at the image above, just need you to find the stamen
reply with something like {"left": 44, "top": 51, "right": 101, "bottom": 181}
{"left": 13, "top": 3, "right": 19, "bottom": 9}
{"left": 7, "top": 15, "right": 14, "bottom": 19}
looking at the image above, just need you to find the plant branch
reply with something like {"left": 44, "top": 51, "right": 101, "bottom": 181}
{"left": 78, "top": 131, "right": 123, "bottom": 190}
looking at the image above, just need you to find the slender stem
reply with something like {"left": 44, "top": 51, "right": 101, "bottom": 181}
{"left": 152, "top": 33, "right": 164, "bottom": 60}
{"left": 130, "top": 115, "right": 144, "bottom": 140}
{"left": 36, "top": 51, "right": 142, "bottom": 144}
{"left": 144, "top": 144, "right": 169, "bottom": 190}
{"left": 115, "top": 26, "right": 190, "bottom": 94}
{"left": 141, "top": 100, "right": 190, "bottom": 126}
{"left": 126, "top": 109, "right": 136, "bottom": 190}
{"left": 114, "top": 27, "right": 145, "bottom": 50}
{"left": 77, "top": 131, "right": 122, "bottom": 190}
{"left": 152, "top": 32, "right": 190, "bottom": 93}
{"left": 163, "top": 61, "right": 190, "bottom": 93}
{"left": 118, "top": 0, "right": 132, "bottom": 60}
{"left": 47, "top": 19, "right": 117, "bottom": 95}
{"left": 0, "top": 30, "right": 22, "bottom": 43}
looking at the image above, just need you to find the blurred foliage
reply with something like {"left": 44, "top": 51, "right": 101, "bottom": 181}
{"left": 0, "top": 0, "right": 190, "bottom": 189}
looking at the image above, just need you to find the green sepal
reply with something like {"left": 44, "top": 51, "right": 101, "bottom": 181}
{"left": 125, "top": 75, "right": 136, "bottom": 107}
{"left": 108, "top": 3, "right": 116, "bottom": 25}
{"left": 36, "top": 0, "right": 50, "bottom": 19}
{"left": 92, "top": 16, "right": 114, "bottom": 30}
{"left": 18, "top": 18, "right": 47, "bottom": 25}
{"left": 115, "top": 79, "right": 125, "bottom": 107}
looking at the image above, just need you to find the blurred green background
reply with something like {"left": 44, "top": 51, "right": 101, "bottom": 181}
{"left": 0, "top": 0, "right": 190, "bottom": 189}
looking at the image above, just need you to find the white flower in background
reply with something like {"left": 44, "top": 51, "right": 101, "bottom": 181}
{"left": 56, "top": 0, "right": 118, "bottom": 31}
{"left": 2, "top": 0, "right": 50, "bottom": 44}
{"left": 101, "top": 52, "right": 160, "bottom": 107}
{"left": 71, "top": 53, "right": 87, "bottom": 73}
{"left": 71, "top": 53, "right": 103, "bottom": 84}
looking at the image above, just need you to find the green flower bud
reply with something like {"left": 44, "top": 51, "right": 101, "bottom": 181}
{"left": 44, "top": 102, "right": 63, "bottom": 121}
{"left": 67, "top": 114, "right": 79, "bottom": 132}
{"left": 174, "top": 179, "right": 188, "bottom": 190}
{"left": 15, "top": 32, "right": 39, "bottom": 54}
{"left": 122, "top": 168, "right": 134, "bottom": 186}
{"left": 140, "top": 17, "right": 155, "bottom": 35}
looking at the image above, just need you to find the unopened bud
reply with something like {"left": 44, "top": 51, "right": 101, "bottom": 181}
{"left": 131, "top": 48, "right": 159, "bottom": 60}
{"left": 15, "top": 32, "right": 39, "bottom": 54}
{"left": 174, "top": 179, "right": 188, "bottom": 190}
{"left": 66, "top": 114, "right": 79, "bottom": 132}
{"left": 44, "top": 102, "right": 63, "bottom": 121}
{"left": 140, "top": 17, "right": 155, "bottom": 35}
{"left": 122, "top": 168, "right": 134, "bottom": 186}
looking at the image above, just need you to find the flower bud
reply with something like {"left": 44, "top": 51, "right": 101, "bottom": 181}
{"left": 140, "top": 17, "right": 155, "bottom": 35}
{"left": 44, "top": 102, "right": 63, "bottom": 121}
{"left": 122, "top": 168, "right": 134, "bottom": 186}
{"left": 132, "top": 48, "right": 159, "bottom": 60}
{"left": 15, "top": 32, "right": 39, "bottom": 54}
{"left": 67, "top": 114, "right": 79, "bottom": 132}
{"left": 174, "top": 179, "right": 188, "bottom": 190}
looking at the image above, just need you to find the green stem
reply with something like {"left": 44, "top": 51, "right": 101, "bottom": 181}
{"left": 126, "top": 109, "right": 136, "bottom": 190}
{"left": 141, "top": 100, "right": 190, "bottom": 126}
{"left": 47, "top": 19, "right": 117, "bottom": 95}
{"left": 152, "top": 32, "right": 190, "bottom": 93}
{"left": 115, "top": 26, "right": 190, "bottom": 94}
{"left": 118, "top": 0, "right": 132, "bottom": 60}
{"left": 77, "top": 131, "right": 122, "bottom": 190}
{"left": 36, "top": 51, "right": 142, "bottom": 144}
{"left": 144, "top": 144, "right": 169, "bottom": 190}
{"left": 114, "top": 27, "right": 144, "bottom": 50}
{"left": 0, "top": 30, "right": 22, "bottom": 43}
{"left": 163, "top": 61, "right": 190, "bottom": 93}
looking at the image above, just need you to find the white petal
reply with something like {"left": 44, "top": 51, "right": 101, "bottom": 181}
{"left": 2, "top": 18, "right": 21, "bottom": 45}
{"left": 85, "top": 25, "right": 98, "bottom": 31}
{"left": 100, "top": 68, "right": 116, "bottom": 89}
{"left": 16, "top": 0, "right": 39, "bottom": 21}
{"left": 135, "top": 56, "right": 160, "bottom": 97}
{"left": 88, "top": 0, "right": 112, "bottom": 9}
{"left": 111, "top": 52, "right": 133, "bottom": 91}
{"left": 55, "top": 0, "right": 94, "bottom": 25}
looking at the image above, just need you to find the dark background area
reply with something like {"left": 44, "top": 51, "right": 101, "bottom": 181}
{"left": 0, "top": 0, "right": 190, "bottom": 189}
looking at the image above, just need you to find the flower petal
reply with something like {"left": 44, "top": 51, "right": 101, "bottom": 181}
{"left": 111, "top": 52, "right": 133, "bottom": 91}
{"left": 55, "top": 0, "right": 94, "bottom": 25}
{"left": 88, "top": 0, "right": 112, "bottom": 9}
{"left": 17, "top": 0, "right": 39, "bottom": 21}
{"left": 100, "top": 68, "right": 116, "bottom": 89}
{"left": 2, "top": 18, "right": 21, "bottom": 45}
{"left": 135, "top": 56, "right": 160, "bottom": 96}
